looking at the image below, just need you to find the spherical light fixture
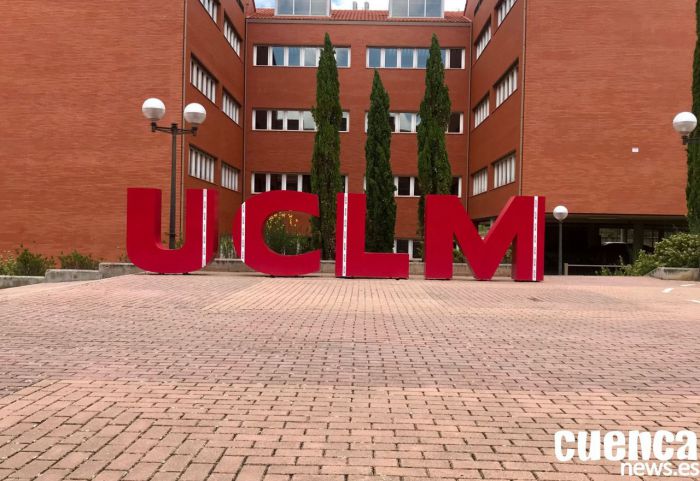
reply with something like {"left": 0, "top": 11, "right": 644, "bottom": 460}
{"left": 142, "top": 98, "right": 166, "bottom": 122}
{"left": 553, "top": 205, "right": 569, "bottom": 222}
{"left": 184, "top": 103, "right": 207, "bottom": 127}
{"left": 673, "top": 111, "right": 698, "bottom": 136}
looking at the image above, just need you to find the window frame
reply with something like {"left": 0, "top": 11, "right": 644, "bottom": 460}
{"left": 190, "top": 57, "right": 217, "bottom": 104}
{"left": 198, "top": 0, "right": 219, "bottom": 23}
{"left": 366, "top": 47, "right": 464, "bottom": 69}
{"left": 493, "top": 153, "right": 516, "bottom": 189}
{"left": 495, "top": 63, "right": 518, "bottom": 108}
{"left": 189, "top": 145, "right": 216, "bottom": 184}
{"left": 473, "top": 95, "right": 490, "bottom": 128}
{"left": 471, "top": 168, "right": 488, "bottom": 196}
{"left": 496, "top": 0, "right": 516, "bottom": 26}
{"left": 275, "top": 0, "right": 331, "bottom": 16}
{"left": 221, "top": 163, "right": 240, "bottom": 191}
{"left": 253, "top": 109, "right": 349, "bottom": 132}
{"left": 222, "top": 91, "right": 241, "bottom": 124}
{"left": 251, "top": 173, "right": 347, "bottom": 194}
{"left": 223, "top": 16, "right": 241, "bottom": 56}
{"left": 447, "top": 113, "right": 464, "bottom": 134}
{"left": 475, "top": 21, "right": 492, "bottom": 60}
{"left": 389, "top": 0, "right": 444, "bottom": 18}
{"left": 254, "top": 45, "right": 350, "bottom": 68}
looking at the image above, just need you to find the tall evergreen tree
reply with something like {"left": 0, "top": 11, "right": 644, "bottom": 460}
{"left": 688, "top": 0, "right": 700, "bottom": 233}
{"left": 311, "top": 33, "right": 343, "bottom": 259}
{"left": 365, "top": 71, "right": 396, "bottom": 252}
{"left": 417, "top": 34, "right": 452, "bottom": 240}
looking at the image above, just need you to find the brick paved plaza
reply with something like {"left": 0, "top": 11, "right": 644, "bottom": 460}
{"left": 0, "top": 274, "right": 698, "bottom": 480}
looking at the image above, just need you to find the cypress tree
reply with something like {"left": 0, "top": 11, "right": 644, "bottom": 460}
{"left": 689, "top": 0, "right": 700, "bottom": 233}
{"left": 365, "top": 71, "right": 397, "bottom": 252}
{"left": 311, "top": 33, "right": 343, "bottom": 259}
{"left": 417, "top": 34, "right": 452, "bottom": 240}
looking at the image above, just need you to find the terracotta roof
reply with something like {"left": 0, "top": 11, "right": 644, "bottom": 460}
{"left": 249, "top": 8, "right": 470, "bottom": 23}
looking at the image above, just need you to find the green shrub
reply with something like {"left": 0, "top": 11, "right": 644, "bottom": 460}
{"left": 624, "top": 251, "right": 660, "bottom": 276}
{"left": 13, "top": 247, "right": 54, "bottom": 276}
{"left": 453, "top": 248, "right": 465, "bottom": 263}
{"left": 264, "top": 213, "right": 313, "bottom": 255}
{"left": 218, "top": 235, "right": 236, "bottom": 259}
{"left": 608, "top": 233, "right": 699, "bottom": 276}
{"left": 650, "top": 233, "right": 700, "bottom": 268}
{"left": 0, "top": 252, "right": 17, "bottom": 275}
{"left": 58, "top": 251, "right": 100, "bottom": 270}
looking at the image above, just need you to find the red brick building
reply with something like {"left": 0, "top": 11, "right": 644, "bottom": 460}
{"left": 466, "top": 0, "right": 693, "bottom": 270}
{"left": 0, "top": 0, "right": 694, "bottom": 271}
{"left": 245, "top": 3, "right": 470, "bottom": 258}
{"left": 0, "top": 0, "right": 245, "bottom": 261}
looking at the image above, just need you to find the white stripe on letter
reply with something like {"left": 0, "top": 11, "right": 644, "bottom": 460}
{"left": 532, "top": 196, "right": 539, "bottom": 281}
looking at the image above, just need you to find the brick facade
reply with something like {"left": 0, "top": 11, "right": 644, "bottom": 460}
{"left": 0, "top": 0, "right": 694, "bottom": 267}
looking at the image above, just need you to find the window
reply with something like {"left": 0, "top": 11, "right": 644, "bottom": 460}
{"left": 276, "top": 0, "right": 329, "bottom": 16}
{"left": 385, "top": 48, "right": 398, "bottom": 68}
{"left": 394, "top": 239, "right": 423, "bottom": 260}
{"left": 472, "top": 168, "right": 487, "bottom": 195}
{"left": 366, "top": 112, "right": 420, "bottom": 133}
{"left": 335, "top": 48, "right": 351, "bottom": 68}
{"left": 224, "top": 18, "right": 241, "bottom": 55}
{"left": 495, "top": 64, "right": 518, "bottom": 107}
{"left": 366, "top": 111, "right": 460, "bottom": 133}
{"left": 394, "top": 176, "right": 421, "bottom": 197}
{"left": 416, "top": 48, "right": 429, "bottom": 68}
{"left": 189, "top": 146, "right": 215, "bottom": 183}
{"left": 447, "top": 113, "right": 463, "bottom": 133}
{"left": 447, "top": 48, "right": 463, "bottom": 69}
{"left": 253, "top": 110, "right": 348, "bottom": 132}
{"left": 199, "top": 0, "right": 219, "bottom": 21}
{"left": 255, "top": 46, "right": 269, "bottom": 66}
{"left": 451, "top": 177, "right": 462, "bottom": 197}
{"left": 493, "top": 153, "right": 515, "bottom": 188}
{"left": 222, "top": 92, "right": 240, "bottom": 124}
{"left": 474, "top": 96, "right": 489, "bottom": 127}
{"left": 366, "top": 47, "right": 463, "bottom": 69}
{"left": 252, "top": 173, "right": 346, "bottom": 193}
{"left": 254, "top": 45, "right": 350, "bottom": 68}
{"left": 190, "top": 58, "right": 216, "bottom": 103}
{"left": 390, "top": 0, "right": 443, "bottom": 18}
{"left": 497, "top": 0, "right": 516, "bottom": 26}
{"left": 222, "top": 163, "right": 240, "bottom": 191}
{"left": 475, "top": 23, "right": 491, "bottom": 59}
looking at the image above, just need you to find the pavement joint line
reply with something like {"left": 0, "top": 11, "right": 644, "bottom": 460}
{"left": 0, "top": 273, "right": 697, "bottom": 480}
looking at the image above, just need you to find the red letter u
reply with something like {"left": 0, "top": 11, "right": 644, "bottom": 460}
{"left": 127, "top": 188, "right": 219, "bottom": 274}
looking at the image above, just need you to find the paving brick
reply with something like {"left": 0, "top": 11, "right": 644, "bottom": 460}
{"left": 0, "top": 274, "right": 697, "bottom": 481}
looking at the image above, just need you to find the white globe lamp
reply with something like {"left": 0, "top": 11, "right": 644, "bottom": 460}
{"left": 184, "top": 103, "right": 207, "bottom": 127}
{"left": 673, "top": 111, "right": 697, "bottom": 136}
{"left": 141, "top": 98, "right": 166, "bottom": 122}
{"left": 553, "top": 205, "right": 569, "bottom": 222}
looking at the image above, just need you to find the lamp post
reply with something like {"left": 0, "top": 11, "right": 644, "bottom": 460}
{"left": 141, "top": 98, "right": 207, "bottom": 249}
{"left": 553, "top": 205, "right": 568, "bottom": 275}
{"left": 673, "top": 111, "right": 699, "bottom": 144}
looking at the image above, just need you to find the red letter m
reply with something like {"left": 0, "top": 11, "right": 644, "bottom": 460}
{"left": 424, "top": 195, "right": 545, "bottom": 281}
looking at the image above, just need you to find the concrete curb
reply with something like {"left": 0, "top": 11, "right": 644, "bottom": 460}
{"left": 0, "top": 275, "right": 45, "bottom": 289}
{"left": 99, "top": 263, "right": 143, "bottom": 278}
{"left": 648, "top": 267, "right": 700, "bottom": 281}
{"left": 45, "top": 269, "right": 102, "bottom": 283}
{"left": 115, "top": 259, "right": 513, "bottom": 278}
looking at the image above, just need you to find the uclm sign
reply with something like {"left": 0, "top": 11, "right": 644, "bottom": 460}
{"left": 126, "top": 188, "right": 545, "bottom": 281}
